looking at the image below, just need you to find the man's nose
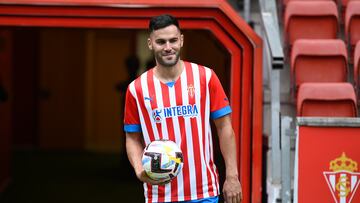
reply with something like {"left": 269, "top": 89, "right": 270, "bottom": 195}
{"left": 164, "top": 41, "right": 171, "bottom": 50}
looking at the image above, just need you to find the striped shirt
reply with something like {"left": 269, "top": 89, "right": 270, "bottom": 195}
{"left": 124, "top": 61, "right": 231, "bottom": 203}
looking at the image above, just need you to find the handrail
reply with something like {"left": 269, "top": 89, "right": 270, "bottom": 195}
{"left": 259, "top": 0, "right": 286, "bottom": 202}
{"left": 259, "top": 0, "right": 284, "bottom": 69}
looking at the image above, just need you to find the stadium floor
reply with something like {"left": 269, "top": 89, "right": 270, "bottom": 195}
{"left": 0, "top": 150, "right": 143, "bottom": 203}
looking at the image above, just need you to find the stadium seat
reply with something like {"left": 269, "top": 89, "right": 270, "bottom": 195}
{"left": 297, "top": 83, "right": 357, "bottom": 117}
{"left": 284, "top": 1, "right": 339, "bottom": 46}
{"left": 354, "top": 41, "right": 360, "bottom": 92}
{"left": 341, "top": 0, "right": 360, "bottom": 15}
{"left": 345, "top": 1, "right": 360, "bottom": 47}
{"left": 291, "top": 39, "right": 348, "bottom": 90}
{"left": 283, "top": 0, "right": 336, "bottom": 7}
{"left": 339, "top": 0, "right": 360, "bottom": 24}
{"left": 342, "top": 0, "right": 360, "bottom": 7}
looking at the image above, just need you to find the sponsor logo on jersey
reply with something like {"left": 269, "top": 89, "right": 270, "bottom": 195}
{"left": 152, "top": 104, "right": 198, "bottom": 123}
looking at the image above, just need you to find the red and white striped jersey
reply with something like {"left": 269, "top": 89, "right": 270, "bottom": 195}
{"left": 124, "top": 61, "right": 231, "bottom": 203}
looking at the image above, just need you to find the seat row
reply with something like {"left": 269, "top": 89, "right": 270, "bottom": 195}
{"left": 294, "top": 41, "right": 360, "bottom": 117}
{"left": 283, "top": 0, "right": 359, "bottom": 24}
{"left": 297, "top": 83, "right": 357, "bottom": 117}
{"left": 282, "top": 1, "right": 360, "bottom": 117}
{"left": 283, "top": 0, "right": 358, "bottom": 8}
{"left": 292, "top": 39, "right": 360, "bottom": 89}
{"left": 284, "top": 0, "right": 360, "bottom": 50}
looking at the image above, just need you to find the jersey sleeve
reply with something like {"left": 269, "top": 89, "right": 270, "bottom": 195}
{"left": 209, "top": 70, "right": 232, "bottom": 119}
{"left": 123, "top": 86, "right": 142, "bottom": 133}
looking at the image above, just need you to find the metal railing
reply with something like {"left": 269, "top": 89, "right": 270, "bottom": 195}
{"left": 259, "top": 0, "right": 293, "bottom": 202}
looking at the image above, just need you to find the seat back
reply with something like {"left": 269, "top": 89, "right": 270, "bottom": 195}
{"left": 340, "top": 0, "right": 360, "bottom": 23}
{"left": 285, "top": 1, "right": 339, "bottom": 46}
{"left": 291, "top": 39, "right": 348, "bottom": 89}
{"left": 283, "top": 0, "right": 335, "bottom": 6}
{"left": 342, "top": 0, "right": 360, "bottom": 13}
{"left": 345, "top": 1, "right": 360, "bottom": 46}
{"left": 354, "top": 41, "right": 360, "bottom": 90}
{"left": 297, "top": 83, "right": 357, "bottom": 117}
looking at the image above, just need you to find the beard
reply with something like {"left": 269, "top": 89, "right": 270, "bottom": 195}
{"left": 154, "top": 51, "right": 180, "bottom": 67}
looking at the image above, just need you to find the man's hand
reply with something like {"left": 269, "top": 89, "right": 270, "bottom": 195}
{"left": 222, "top": 176, "right": 242, "bottom": 203}
{"left": 136, "top": 170, "right": 171, "bottom": 185}
{"left": 126, "top": 133, "right": 169, "bottom": 185}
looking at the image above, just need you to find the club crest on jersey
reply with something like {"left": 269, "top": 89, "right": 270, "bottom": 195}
{"left": 323, "top": 152, "right": 360, "bottom": 203}
{"left": 152, "top": 104, "right": 198, "bottom": 123}
{"left": 187, "top": 84, "right": 195, "bottom": 98}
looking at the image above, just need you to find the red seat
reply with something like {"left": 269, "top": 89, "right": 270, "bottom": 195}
{"left": 354, "top": 41, "right": 360, "bottom": 90}
{"left": 297, "top": 83, "right": 357, "bottom": 117}
{"left": 284, "top": 1, "right": 339, "bottom": 46}
{"left": 340, "top": 0, "right": 360, "bottom": 23}
{"left": 342, "top": 0, "right": 360, "bottom": 7}
{"left": 342, "top": 0, "right": 360, "bottom": 17}
{"left": 342, "top": 0, "right": 349, "bottom": 6}
{"left": 345, "top": 1, "right": 360, "bottom": 47}
{"left": 291, "top": 39, "right": 348, "bottom": 90}
{"left": 283, "top": 0, "right": 336, "bottom": 7}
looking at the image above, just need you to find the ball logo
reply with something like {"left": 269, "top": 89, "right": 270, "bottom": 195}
{"left": 323, "top": 152, "right": 360, "bottom": 203}
{"left": 144, "top": 151, "right": 183, "bottom": 174}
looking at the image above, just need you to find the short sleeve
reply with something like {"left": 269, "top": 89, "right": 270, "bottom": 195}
{"left": 209, "top": 70, "right": 232, "bottom": 119}
{"left": 123, "top": 86, "right": 142, "bottom": 133}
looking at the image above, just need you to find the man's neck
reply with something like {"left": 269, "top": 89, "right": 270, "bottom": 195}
{"left": 154, "top": 60, "right": 183, "bottom": 83}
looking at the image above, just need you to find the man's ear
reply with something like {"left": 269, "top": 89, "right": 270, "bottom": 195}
{"left": 147, "top": 38, "right": 152, "bottom": 50}
{"left": 180, "top": 34, "right": 184, "bottom": 47}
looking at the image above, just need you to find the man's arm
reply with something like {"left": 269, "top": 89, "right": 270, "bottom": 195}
{"left": 214, "top": 115, "right": 243, "bottom": 203}
{"left": 125, "top": 132, "right": 169, "bottom": 185}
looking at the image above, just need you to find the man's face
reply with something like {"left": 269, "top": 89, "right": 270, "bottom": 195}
{"left": 148, "top": 25, "right": 184, "bottom": 67}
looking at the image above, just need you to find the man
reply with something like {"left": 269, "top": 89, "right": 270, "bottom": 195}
{"left": 124, "top": 14, "right": 242, "bottom": 203}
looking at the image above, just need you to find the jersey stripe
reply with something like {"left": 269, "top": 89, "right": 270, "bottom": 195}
{"left": 134, "top": 74, "right": 155, "bottom": 202}
{"left": 129, "top": 82, "right": 149, "bottom": 144}
{"left": 207, "top": 71, "right": 220, "bottom": 194}
{"left": 176, "top": 71, "right": 191, "bottom": 200}
{"left": 144, "top": 183, "right": 148, "bottom": 203}
{"left": 146, "top": 70, "right": 165, "bottom": 202}
{"left": 210, "top": 130, "right": 220, "bottom": 194}
{"left": 192, "top": 63, "right": 209, "bottom": 198}
{"left": 145, "top": 70, "right": 160, "bottom": 141}
{"left": 141, "top": 72, "right": 159, "bottom": 142}
{"left": 197, "top": 64, "right": 213, "bottom": 197}
{"left": 182, "top": 63, "right": 198, "bottom": 199}
{"left": 169, "top": 80, "right": 184, "bottom": 201}
{"left": 186, "top": 62, "right": 204, "bottom": 199}
{"left": 158, "top": 76, "right": 175, "bottom": 202}
{"left": 204, "top": 67, "right": 218, "bottom": 196}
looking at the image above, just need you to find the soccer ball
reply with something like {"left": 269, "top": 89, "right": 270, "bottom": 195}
{"left": 142, "top": 139, "right": 183, "bottom": 181}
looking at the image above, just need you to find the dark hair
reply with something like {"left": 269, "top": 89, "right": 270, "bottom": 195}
{"left": 149, "top": 14, "right": 180, "bottom": 33}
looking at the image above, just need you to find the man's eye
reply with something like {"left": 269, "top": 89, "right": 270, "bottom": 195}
{"left": 170, "top": 39, "right": 178, "bottom": 43}
{"left": 156, "top": 40, "right": 166, "bottom": 45}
